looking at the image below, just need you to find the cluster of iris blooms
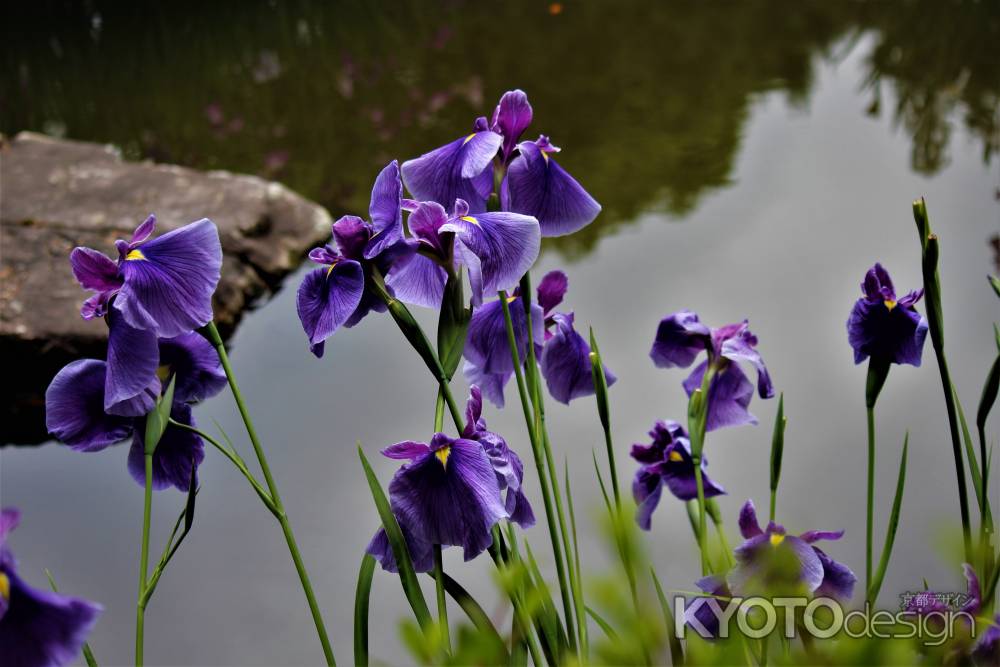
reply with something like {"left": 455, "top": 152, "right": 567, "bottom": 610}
{"left": 2, "top": 89, "right": 995, "bottom": 666}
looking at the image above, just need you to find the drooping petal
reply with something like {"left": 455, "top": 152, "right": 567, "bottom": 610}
{"left": 400, "top": 132, "right": 502, "bottom": 212}
{"left": 738, "top": 499, "right": 763, "bottom": 539}
{"left": 463, "top": 297, "right": 544, "bottom": 376}
{"left": 505, "top": 451, "right": 535, "bottom": 528}
{"left": 0, "top": 570, "right": 101, "bottom": 667}
{"left": 442, "top": 211, "right": 541, "bottom": 306}
{"left": 158, "top": 333, "right": 227, "bottom": 404}
{"left": 343, "top": 278, "right": 388, "bottom": 329}
{"left": 503, "top": 140, "right": 601, "bottom": 237}
{"left": 387, "top": 434, "right": 506, "bottom": 560}
{"left": 116, "top": 218, "right": 223, "bottom": 337}
{"left": 633, "top": 467, "right": 664, "bottom": 530}
{"left": 683, "top": 361, "right": 757, "bottom": 431}
{"left": 45, "top": 359, "right": 134, "bottom": 452}
{"left": 728, "top": 532, "right": 824, "bottom": 597}
{"left": 382, "top": 441, "right": 432, "bottom": 460}
{"left": 720, "top": 325, "right": 774, "bottom": 399}
{"left": 128, "top": 403, "right": 204, "bottom": 492}
{"left": 650, "top": 311, "right": 712, "bottom": 369}
{"left": 385, "top": 253, "right": 448, "bottom": 309}
{"left": 69, "top": 247, "right": 122, "bottom": 294}
{"left": 365, "top": 522, "right": 435, "bottom": 574}
{"left": 812, "top": 547, "right": 857, "bottom": 601}
{"left": 493, "top": 90, "right": 533, "bottom": 160}
{"left": 105, "top": 310, "right": 161, "bottom": 417}
{"left": 536, "top": 270, "right": 568, "bottom": 316}
{"left": 799, "top": 530, "right": 845, "bottom": 544}
{"left": 847, "top": 297, "right": 928, "bottom": 367}
{"left": 462, "top": 361, "right": 511, "bottom": 409}
{"left": 365, "top": 160, "right": 404, "bottom": 260}
{"left": 296, "top": 261, "right": 365, "bottom": 358}
{"left": 540, "top": 312, "right": 616, "bottom": 404}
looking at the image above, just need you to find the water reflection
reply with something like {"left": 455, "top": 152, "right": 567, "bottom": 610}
{"left": 3, "top": 1, "right": 996, "bottom": 262}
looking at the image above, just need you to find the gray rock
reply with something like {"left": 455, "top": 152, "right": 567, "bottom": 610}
{"left": 0, "top": 132, "right": 331, "bottom": 444}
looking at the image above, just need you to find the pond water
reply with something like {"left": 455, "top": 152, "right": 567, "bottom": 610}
{"left": 2, "top": 3, "right": 998, "bottom": 665}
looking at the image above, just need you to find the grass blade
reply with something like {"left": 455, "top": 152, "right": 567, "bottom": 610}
{"left": 585, "top": 606, "right": 618, "bottom": 640}
{"left": 651, "top": 567, "right": 684, "bottom": 666}
{"left": 867, "top": 434, "right": 908, "bottom": 604}
{"left": 353, "top": 554, "right": 376, "bottom": 667}
{"left": 428, "top": 571, "right": 507, "bottom": 657}
{"left": 769, "top": 393, "right": 786, "bottom": 522}
{"left": 357, "top": 444, "right": 432, "bottom": 630}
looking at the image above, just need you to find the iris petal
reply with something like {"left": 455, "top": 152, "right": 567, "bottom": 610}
{"left": 365, "top": 161, "right": 404, "bottom": 260}
{"left": 540, "top": 312, "right": 616, "bottom": 404}
{"left": 105, "top": 311, "right": 161, "bottom": 417}
{"left": 296, "top": 261, "right": 365, "bottom": 358}
{"left": 401, "top": 132, "right": 502, "bottom": 212}
{"left": 45, "top": 359, "right": 134, "bottom": 452}
{"left": 503, "top": 140, "right": 601, "bottom": 237}
{"left": 116, "top": 218, "right": 222, "bottom": 338}
{"left": 69, "top": 247, "right": 122, "bottom": 293}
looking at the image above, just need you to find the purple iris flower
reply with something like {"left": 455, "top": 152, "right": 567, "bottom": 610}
{"left": 384, "top": 197, "right": 540, "bottom": 308}
{"left": 0, "top": 508, "right": 101, "bottom": 667}
{"left": 904, "top": 563, "right": 981, "bottom": 616}
{"left": 366, "top": 386, "right": 534, "bottom": 573}
{"left": 70, "top": 216, "right": 223, "bottom": 416}
{"left": 685, "top": 575, "right": 732, "bottom": 639}
{"left": 369, "top": 432, "right": 507, "bottom": 568}
{"left": 973, "top": 614, "right": 999, "bottom": 666}
{"left": 70, "top": 215, "right": 222, "bottom": 337}
{"left": 462, "top": 386, "right": 535, "bottom": 527}
{"left": 727, "top": 499, "right": 856, "bottom": 601}
{"left": 462, "top": 270, "right": 615, "bottom": 407}
{"left": 630, "top": 420, "right": 725, "bottom": 530}
{"left": 297, "top": 161, "right": 407, "bottom": 357}
{"left": 44, "top": 333, "right": 224, "bottom": 491}
{"left": 401, "top": 89, "right": 601, "bottom": 236}
{"left": 847, "top": 263, "right": 928, "bottom": 366}
{"left": 650, "top": 311, "right": 773, "bottom": 431}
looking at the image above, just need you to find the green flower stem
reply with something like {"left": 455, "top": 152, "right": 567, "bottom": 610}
{"left": 204, "top": 322, "right": 336, "bottom": 666}
{"left": 135, "top": 453, "right": 153, "bottom": 667}
{"left": 688, "top": 367, "right": 716, "bottom": 575}
{"left": 498, "top": 291, "right": 578, "bottom": 654}
{"left": 433, "top": 545, "right": 450, "bottom": 654}
{"left": 489, "top": 529, "right": 543, "bottom": 666}
{"left": 913, "top": 199, "right": 973, "bottom": 560}
{"left": 169, "top": 419, "right": 278, "bottom": 517}
{"left": 865, "top": 405, "right": 876, "bottom": 594}
{"left": 517, "top": 275, "right": 583, "bottom": 652}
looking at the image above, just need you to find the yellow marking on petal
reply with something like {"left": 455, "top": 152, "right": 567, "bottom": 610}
{"left": 884, "top": 299, "right": 897, "bottom": 311}
{"left": 461, "top": 215, "right": 480, "bottom": 226}
{"left": 435, "top": 446, "right": 451, "bottom": 468}
{"left": 462, "top": 133, "right": 476, "bottom": 146}
{"left": 0, "top": 572, "right": 9, "bottom": 601}
{"left": 769, "top": 533, "right": 785, "bottom": 547}
{"left": 326, "top": 261, "right": 338, "bottom": 277}
{"left": 156, "top": 365, "right": 172, "bottom": 382}
{"left": 541, "top": 151, "right": 550, "bottom": 163}
{"left": 506, "top": 294, "right": 519, "bottom": 304}
{"left": 668, "top": 450, "right": 684, "bottom": 462}
{"left": 125, "top": 249, "right": 146, "bottom": 261}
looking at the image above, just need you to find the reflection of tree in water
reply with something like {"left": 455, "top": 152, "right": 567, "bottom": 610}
{"left": 857, "top": 1, "right": 999, "bottom": 174}
{"left": 2, "top": 1, "right": 996, "bottom": 260}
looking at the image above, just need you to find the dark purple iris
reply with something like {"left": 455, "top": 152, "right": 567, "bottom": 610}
{"left": 384, "top": 197, "right": 540, "bottom": 308}
{"left": 630, "top": 420, "right": 725, "bottom": 530}
{"left": 847, "top": 263, "right": 928, "bottom": 367}
{"left": 401, "top": 89, "right": 601, "bottom": 237}
{"left": 366, "top": 390, "right": 528, "bottom": 573}
{"left": 297, "top": 161, "right": 408, "bottom": 357}
{"left": 71, "top": 215, "right": 221, "bottom": 336}
{"left": 0, "top": 508, "right": 101, "bottom": 667}
{"left": 70, "top": 216, "right": 223, "bottom": 416}
{"left": 45, "top": 333, "right": 225, "bottom": 491}
{"left": 462, "top": 270, "right": 615, "bottom": 407}
{"left": 727, "top": 500, "right": 856, "bottom": 601}
{"left": 650, "top": 311, "right": 773, "bottom": 431}
{"left": 973, "top": 614, "right": 999, "bottom": 665}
